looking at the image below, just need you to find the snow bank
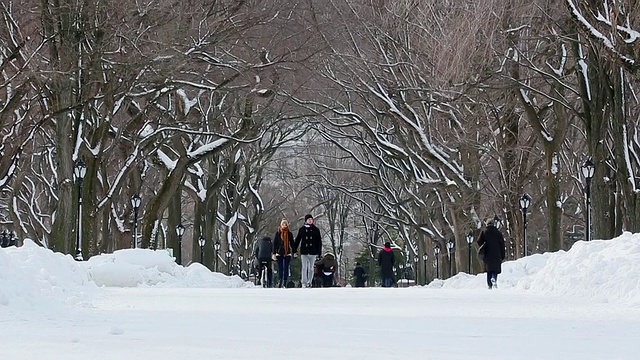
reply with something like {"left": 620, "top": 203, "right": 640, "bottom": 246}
{"left": 431, "top": 231, "right": 640, "bottom": 305}
{"left": 0, "top": 241, "right": 251, "bottom": 309}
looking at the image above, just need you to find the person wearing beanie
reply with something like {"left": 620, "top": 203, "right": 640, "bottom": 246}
{"left": 272, "top": 218, "right": 294, "bottom": 288}
{"left": 378, "top": 242, "right": 395, "bottom": 287}
{"left": 293, "top": 214, "right": 322, "bottom": 288}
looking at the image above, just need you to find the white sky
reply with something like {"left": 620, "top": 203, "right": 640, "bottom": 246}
{"left": 2, "top": 232, "right": 640, "bottom": 359}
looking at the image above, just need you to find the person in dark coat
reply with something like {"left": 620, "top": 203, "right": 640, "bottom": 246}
{"left": 378, "top": 242, "right": 395, "bottom": 287}
{"left": 293, "top": 214, "right": 322, "bottom": 288}
{"left": 353, "top": 262, "right": 367, "bottom": 287}
{"left": 477, "top": 219, "right": 506, "bottom": 289}
{"left": 315, "top": 253, "right": 337, "bottom": 287}
{"left": 273, "top": 218, "right": 294, "bottom": 288}
{"left": 253, "top": 236, "right": 273, "bottom": 287}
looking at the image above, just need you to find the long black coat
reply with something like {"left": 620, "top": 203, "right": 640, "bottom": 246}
{"left": 353, "top": 265, "right": 366, "bottom": 287}
{"left": 477, "top": 225, "right": 506, "bottom": 273}
{"left": 378, "top": 248, "right": 395, "bottom": 278}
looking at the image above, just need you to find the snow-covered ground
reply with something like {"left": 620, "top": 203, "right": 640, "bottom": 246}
{"left": 2, "top": 233, "right": 640, "bottom": 359}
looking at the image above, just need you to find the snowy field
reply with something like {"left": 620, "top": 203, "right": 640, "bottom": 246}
{"left": 2, "top": 233, "right": 640, "bottom": 359}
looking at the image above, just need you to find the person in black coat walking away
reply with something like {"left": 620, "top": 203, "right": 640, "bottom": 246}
{"left": 273, "top": 218, "right": 294, "bottom": 288}
{"left": 378, "top": 242, "right": 395, "bottom": 287}
{"left": 477, "top": 219, "right": 506, "bottom": 289}
{"left": 293, "top": 214, "right": 322, "bottom": 288}
{"left": 353, "top": 262, "right": 367, "bottom": 287}
{"left": 253, "top": 236, "right": 274, "bottom": 287}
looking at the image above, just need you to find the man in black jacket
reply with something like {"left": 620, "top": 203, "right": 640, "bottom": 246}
{"left": 477, "top": 219, "right": 506, "bottom": 289}
{"left": 353, "top": 262, "right": 367, "bottom": 287}
{"left": 378, "top": 242, "right": 395, "bottom": 287}
{"left": 293, "top": 214, "right": 322, "bottom": 288}
{"left": 253, "top": 236, "right": 274, "bottom": 287}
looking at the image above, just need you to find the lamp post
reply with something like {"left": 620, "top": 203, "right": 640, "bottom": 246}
{"left": 175, "top": 224, "right": 185, "bottom": 265}
{"left": 0, "top": 229, "right": 7, "bottom": 248}
{"left": 422, "top": 252, "right": 428, "bottom": 285}
{"left": 434, "top": 245, "right": 441, "bottom": 279}
{"left": 446, "top": 240, "right": 454, "bottom": 278}
{"left": 73, "top": 159, "right": 87, "bottom": 261}
{"left": 225, "top": 249, "right": 233, "bottom": 275}
{"left": 238, "top": 254, "right": 244, "bottom": 279}
{"left": 519, "top": 193, "right": 531, "bottom": 256}
{"left": 198, "top": 235, "right": 206, "bottom": 264}
{"left": 246, "top": 258, "right": 252, "bottom": 278}
{"left": 581, "top": 159, "right": 595, "bottom": 242}
{"left": 131, "top": 194, "right": 141, "bottom": 249}
{"left": 466, "top": 232, "right": 473, "bottom": 273}
{"left": 214, "top": 241, "right": 221, "bottom": 272}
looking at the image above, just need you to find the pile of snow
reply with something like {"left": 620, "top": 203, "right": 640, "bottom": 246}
{"left": 3, "top": 232, "right": 640, "bottom": 310}
{"left": 82, "top": 248, "right": 249, "bottom": 288}
{"left": 0, "top": 240, "right": 251, "bottom": 308}
{"left": 0, "top": 240, "right": 97, "bottom": 309}
{"left": 430, "top": 231, "right": 640, "bottom": 305}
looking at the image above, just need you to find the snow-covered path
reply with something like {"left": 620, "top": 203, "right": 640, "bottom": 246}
{"left": 3, "top": 287, "right": 638, "bottom": 360}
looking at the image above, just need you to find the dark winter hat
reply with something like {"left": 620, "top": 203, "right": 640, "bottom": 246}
{"left": 384, "top": 242, "right": 391, "bottom": 248}
{"left": 304, "top": 214, "right": 313, "bottom": 221}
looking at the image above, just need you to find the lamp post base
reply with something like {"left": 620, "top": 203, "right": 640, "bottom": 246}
{"left": 75, "top": 250, "right": 83, "bottom": 261}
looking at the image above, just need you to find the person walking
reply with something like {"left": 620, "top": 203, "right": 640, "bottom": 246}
{"left": 293, "top": 214, "right": 322, "bottom": 288}
{"left": 378, "top": 242, "right": 395, "bottom": 287}
{"left": 353, "top": 262, "right": 367, "bottom": 287}
{"left": 253, "top": 236, "right": 273, "bottom": 288}
{"left": 273, "top": 219, "right": 294, "bottom": 288}
{"left": 477, "top": 218, "right": 506, "bottom": 289}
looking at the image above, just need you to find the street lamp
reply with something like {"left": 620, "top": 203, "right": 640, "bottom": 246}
{"left": 175, "top": 224, "right": 185, "bottom": 265}
{"left": 246, "top": 258, "right": 252, "bottom": 278}
{"left": 446, "top": 240, "right": 454, "bottom": 278}
{"left": 0, "top": 229, "right": 7, "bottom": 248}
{"left": 581, "top": 159, "right": 595, "bottom": 242}
{"left": 198, "top": 235, "right": 205, "bottom": 264}
{"left": 131, "top": 194, "right": 141, "bottom": 249}
{"left": 73, "top": 159, "right": 87, "bottom": 261}
{"left": 434, "top": 245, "right": 441, "bottom": 279}
{"left": 225, "top": 249, "right": 233, "bottom": 275}
{"left": 493, "top": 214, "right": 502, "bottom": 230}
{"left": 214, "top": 241, "right": 221, "bottom": 272}
{"left": 422, "top": 252, "right": 428, "bottom": 285}
{"left": 466, "top": 232, "right": 474, "bottom": 273}
{"left": 519, "top": 193, "right": 531, "bottom": 256}
{"left": 238, "top": 254, "right": 244, "bottom": 279}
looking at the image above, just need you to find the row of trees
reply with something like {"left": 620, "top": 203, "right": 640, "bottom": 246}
{"left": 1, "top": 0, "right": 638, "bottom": 275}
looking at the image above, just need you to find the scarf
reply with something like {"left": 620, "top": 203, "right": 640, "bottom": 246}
{"left": 280, "top": 227, "right": 289, "bottom": 255}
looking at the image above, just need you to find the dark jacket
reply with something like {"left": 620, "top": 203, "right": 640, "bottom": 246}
{"left": 378, "top": 247, "right": 395, "bottom": 278}
{"left": 294, "top": 224, "right": 322, "bottom": 256}
{"left": 353, "top": 265, "right": 366, "bottom": 287}
{"left": 254, "top": 237, "right": 273, "bottom": 261}
{"left": 477, "top": 225, "right": 506, "bottom": 273}
{"left": 273, "top": 230, "right": 294, "bottom": 256}
{"left": 315, "top": 253, "right": 337, "bottom": 273}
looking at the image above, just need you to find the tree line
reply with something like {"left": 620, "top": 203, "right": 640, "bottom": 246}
{"left": 0, "top": 0, "right": 638, "bottom": 275}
